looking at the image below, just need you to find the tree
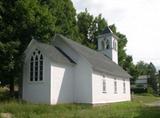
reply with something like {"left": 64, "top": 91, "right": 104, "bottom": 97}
{"left": 147, "top": 63, "right": 157, "bottom": 92}
{"left": 136, "top": 61, "right": 158, "bottom": 93}
{"left": 109, "top": 25, "right": 128, "bottom": 68}
{"left": 77, "top": 9, "right": 107, "bottom": 49}
{"left": 109, "top": 25, "right": 138, "bottom": 82}
{"left": 77, "top": 12, "right": 137, "bottom": 80}
{"left": 136, "top": 61, "right": 150, "bottom": 75}
{"left": 39, "top": 0, "right": 80, "bottom": 41}
{"left": 0, "top": 0, "right": 78, "bottom": 95}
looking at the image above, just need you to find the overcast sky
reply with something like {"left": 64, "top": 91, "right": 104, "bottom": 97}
{"left": 72, "top": 0, "right": 160, "bottom": 69}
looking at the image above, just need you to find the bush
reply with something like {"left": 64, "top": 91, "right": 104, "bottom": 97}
{"left": 147, "top": 87, "right": 154, "bottom": 94}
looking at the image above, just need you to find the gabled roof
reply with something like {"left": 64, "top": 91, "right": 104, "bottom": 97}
{"left": 55, "top": 34, "right": 131, "bottom": 78}
{"left": 100, "top": 27, "right": 119, "bottom": 40}
{"left": 101, "top": 26, "right": 113, "bottom": 34}
{"left": 29, "top": 40, "right": 75, "bottom": 66}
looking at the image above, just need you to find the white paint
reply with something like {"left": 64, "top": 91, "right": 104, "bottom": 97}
{"left": 74, "top": 56, "right": 92, "bottom": 103}
{"left": 22, "top": 45, "right": 51, "bottom": 104}
{"left": 53, "top": 38, "right": 93, "bottom": 103}
{"left": 98, "top": 34, "right": 118, "bottom": 64}
{"left": 23, "top": 38, "right": 131, "bottom": 105}
{"left": 92, "top": 72, "right": 131, "bottom": 104}
{"left": 50, "top": 64, "right": 74, "bottom": 104}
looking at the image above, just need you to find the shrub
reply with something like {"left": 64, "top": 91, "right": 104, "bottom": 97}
{"left": 147, "top": 86, "right": 154, "bottom": 94}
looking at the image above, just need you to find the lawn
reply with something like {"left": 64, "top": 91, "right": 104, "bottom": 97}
{"left": 0, "top": 88, "right": 160, "bottom": 118}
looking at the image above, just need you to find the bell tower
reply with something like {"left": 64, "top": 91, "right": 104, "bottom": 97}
{"left": 97, "top": 27, "right": 118, "bottom": 64}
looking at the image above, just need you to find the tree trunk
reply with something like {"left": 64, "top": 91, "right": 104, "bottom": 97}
{"left": 9, "top": 77, "right": 14, "bottom": 96}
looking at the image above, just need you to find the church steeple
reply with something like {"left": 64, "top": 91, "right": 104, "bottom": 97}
{"left": 97, "top": 27, "right": 118, "bottom": 64}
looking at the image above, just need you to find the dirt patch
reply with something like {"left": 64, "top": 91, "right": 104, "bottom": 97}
{"left": 145, "top": 101, "right": 160, "bottom": 107}
{"left": 0, "top": 113, "right": 13, "bottom": 118}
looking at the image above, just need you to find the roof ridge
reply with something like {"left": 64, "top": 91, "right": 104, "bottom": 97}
{"left": 53, "top": 34, "right": 131, "bottom": 78}
{"left": 56, "top": 34, "right": 120, "bottom": 66}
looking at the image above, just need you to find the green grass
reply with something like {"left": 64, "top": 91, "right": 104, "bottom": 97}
{"left": 0, "top": 88, "right": 160, "bottom": 118}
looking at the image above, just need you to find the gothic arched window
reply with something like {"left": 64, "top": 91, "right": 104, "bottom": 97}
{"left": 101, "top": 40, "right": 106, "bottom": 50}
{"left": 30, "top": 56, "right": 34, "bottom": 81}
{"left": 30, "top": 49, "right": 43, "bottom": 82}
{"left": 35, "top": 55, "right": 38, "bottom": 81}
{"left": 106, "top": 39, "right": 110, "bottom": 49}
{"left": 39, "top": 54, "right": 43, "bottom": 81}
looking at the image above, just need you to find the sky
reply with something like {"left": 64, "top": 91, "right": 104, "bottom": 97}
{"left": 72, "top": 0, "right": 160, "bottom": 69}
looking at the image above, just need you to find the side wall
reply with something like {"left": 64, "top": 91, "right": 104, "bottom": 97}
{"left": 22, "top": 48, "right": 51, "bottom": 104}
{"left": 53, "top": 39, "right": 93, "bottom": 103}
{"left": 74, "top": 56, "right": 93, "bottom": 103}
{"left": 92, "top": 72, "right": 131, "bottom": 104}
{"left": 50, "top": 63, "right": 74, "bottom": 104}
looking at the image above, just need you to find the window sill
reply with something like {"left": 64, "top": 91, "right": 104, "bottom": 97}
{"left": 27, "top": 80, "right": 44, "bottom": 84}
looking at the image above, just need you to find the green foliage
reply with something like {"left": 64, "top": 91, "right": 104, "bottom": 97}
{"left": 0, "top": 0, "right": 78, "bottom": 93}
{"left": 147, "top": 86, "right": 154, "bottom": 95}
{"left": 109, "top": 25, "right": 138, "bottom": 81}
{"left": 77, "top": 9, "right": 107, "bottom": 49}
{"left": 135, "top": 61, "right": 158, "bottom": 93}
{"left": 136, "top": 61, "right": 150, "bottom": 75}
{"left": 40, "top": 0, "right": 80, "bottom": 41}
{"left": 1, "top": 0, "right": 157, "bottom": 96}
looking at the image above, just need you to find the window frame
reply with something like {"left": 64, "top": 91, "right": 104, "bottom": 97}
{"left": 114, "top": 78, "right": 117, "bottom": 94}
{"left": 123, "top": 79, "right": 126, "bottom": 94}
{"left": 113, "top": 39, "right": 117, "bottom": 51}
{"left": 101, "top": 40, "right": 106, "bottom": 50}
{"left": 102, "top": 79, "right": 107, "bottom": 93}
{"left": 30, "top": 56, "right": 34, "bottom": 81}
{"left": 29, "top": 49, "right": 44, "bottom": 82}
{"left": 106, "top": 39, "right": 110, "bottom": 49}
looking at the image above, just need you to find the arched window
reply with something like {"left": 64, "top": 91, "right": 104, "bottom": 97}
{"left": 30, "top": 56, "right": 34, "bottom": 81}
{"left": 113, "top": 39, "right": 117, "bottom": 50}
{"left": 101, "top": 40, "right": 105, "bottom": 50}
{"left": 30, "top": 49, "right": 43, "bottom": 82}
{"left": 106, "top": 39, "right": 110, "bottom": 49}
{"left": 35, "top": 55, "right": 38, "bottom": 81}
{"left": 39, "top": 54, "right": 43, "bottom": 81}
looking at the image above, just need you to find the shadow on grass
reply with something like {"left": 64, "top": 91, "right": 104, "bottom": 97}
{"left": 0, "top": 90, "right": 12, "bottom": 102}
{"left": 0, "top": 88, "right": 20, "bottom": 103}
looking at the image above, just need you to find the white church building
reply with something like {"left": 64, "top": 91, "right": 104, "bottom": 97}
{"left": 22, "top": 27, "right": 131, "bottom": 105}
